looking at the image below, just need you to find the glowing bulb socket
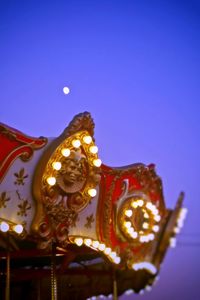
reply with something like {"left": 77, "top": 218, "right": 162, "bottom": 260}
{"left": 114, "top": 257, "right": 121, "bottom": 264}
{"left": 124, "top": 221, "right": 131, "bottom": 228}
{"left": 74, "top": 238, "right": 83, "bottom": 246}
{"left": 84, "top": 238, "right": 92, "bottom": 246}
{"left": 92, "top": 241, "right": 99, "bottom": 248}
{"left": 138, "top": 199, "right": 144, "bottom": 207}
{"left": 98, "top": 243, "right": 106, "bottom": 251}
{"left": 52, "top": 162, "right": 62, "bottom": 170}
{"left": 153, "top": 225, "right": 159, "bottom": 232}
{"left": 154, "top": 215, "right": 161, "bottom": 222}
{"left": 61, "top": 148, "right": 71, "bottom": 157}
{"left": 125, "top": 209, "right": 132, "bottom": 217}
{"left": 89, "top": 145, "right": 98, "bottom": 154}
{"left": 93, "top": 159, "right": 102, "bottom": 167}
{"left": 88, "top": 188, "right": 97, "bottom": 197}
{"left": 0, "top": 222, "right": 9, "bottom": 232}
{"left": 143, "top": 222, "right": 149, "bottom": 229}
{"left": 104, "top": 247, "right": 111, "bottom": 255}
{"left": 72, "top": 139, "right": 81, "bottom": 148}
{"left": 47, "top": 177, "right": 56, "bottom": 186}
{"left": 110, "top": 252, "right": 117, "bottom": 259}
{"left": 83, "top": 135, "right": 92, "bottom": 144}
{"left": 13, "top": 224, "right": 23, "bottom": 234}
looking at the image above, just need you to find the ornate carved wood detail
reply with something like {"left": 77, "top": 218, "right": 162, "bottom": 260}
{"left": 0, "top": 123, "right": 47, "bottom": 183}
{"left": 97, "top": 163, "right": 167, "bottom": 268}
{"left": 62, "top": 111, "right": 95, "bottom": 138}
{"left": 32, "top": 113, "right": 101, "bottom": 249}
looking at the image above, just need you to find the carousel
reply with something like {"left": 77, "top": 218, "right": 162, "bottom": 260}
{"left": 0, "top": 112, "right": 187, "bottom": 299}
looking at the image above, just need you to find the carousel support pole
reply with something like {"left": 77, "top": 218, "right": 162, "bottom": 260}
{"left": 113, "top": 269, "right": 118, "bottom": 300}
{"left": 37, "top": 280, "right": 41, "bottom": 300}
{"left": 51, "top": 240, "right": 57, "bottom": 300}
{"left": 5, "top": 233, "right": 10, "bottom": 300}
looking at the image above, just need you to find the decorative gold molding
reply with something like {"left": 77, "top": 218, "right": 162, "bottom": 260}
{"left": 32, "top": 113, "right": 101, "bottom": 249}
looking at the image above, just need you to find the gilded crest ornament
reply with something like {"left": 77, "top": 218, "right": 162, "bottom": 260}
{"left": 31, "top": 113, "right": 101, "bottom": 248}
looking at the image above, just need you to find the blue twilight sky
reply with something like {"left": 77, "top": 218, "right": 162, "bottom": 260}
{"left": 1, "top": 1, "right": 200, "bottom": 299}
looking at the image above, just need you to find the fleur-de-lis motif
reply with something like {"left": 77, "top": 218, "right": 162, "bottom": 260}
{"left": 0, "top": 192, "right": 10, "bottom": 209}
{"left": 84, "top": 214, "right": 95, "bottom": 229}
{"left": 14, "top": 168, "right": 28, "bottom": 185}
{"left": 16, "top": 190, "right": 31, "bottom": 217}
{"left": 70, "top": 213, "right": 79, "bottom": 228}
{"left": 17, "top": 200, "right": 31, "bottom": 217}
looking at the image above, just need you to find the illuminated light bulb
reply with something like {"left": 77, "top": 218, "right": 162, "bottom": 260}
{"left": 137, "top": 199, "right": 144, "bottom": 207}
{"left": 132, "top": 263, "right": 138, "bottom": 271}
{"left": 83, "top": 135, "right": 92, "bottom": 144}
{"left": 181, "top": 207, "right": 188, "bottom": 216}
{"left": 145, "top": 263, "right": 157, "bottom": 275}
{"left": 0, "top": 222, "right": 9, "bottom": 232}
{"left": 125, "top": 209, "right": 132, "bottom": 217}
{"left": 124, "top": 221, "right": 131, "bottom": 229}
{"left": 144, "top": 212, "right": 149, "bottom": 219}
{"left": 170, "top": 237, "right": 176, "bottom": 248}
{"left": 125, "top": 289, "right": 134, "bottom": 295}
{"left": 132, "top": 262, "right": 157, "bottom": 275}
{"left": 93, "top": 159, "right": 102, "bottom": 167}
{"left": 177, "top": 219, "right": 184, "bottom": 228}
{"left": 52, "top": 162, "right": 62, "bottom": 171}
{"left": 131, "top": 232, "right": 138, "bottom": 239}
{"left": 72, "top": 139, "right": 81, "bottom": 148}
{"left": 143, "top": 222, "right": 149, "bottom": 229}
{"left": 114, "top": 256, "right": 121, "bottom": 264}
{"left": 139, "top": 290, "right": 144, "bottom": 295}
{"left": 131, "top": 201, "right": 138, "bottom": 208}
{"left": 127, "top": 227, "right": 134, "bottom": 235}
{"left": 174, "top": 227, "right": 180, "bottom": 234}
{"left": 139, "top": 236, "right": 144, "bottom": 243}
{"left": 63, "top": 86, "right": 70, "bottom": 95}
{"left": 145, "top": 285, "right": 152, "bottom": 292}
{"left": 146, "top": 202, "right": 154, "bottom": 211}
{"left": 153, "top": 225, "right": 159, "bottom": 232}
{"left": 182, "top": 207, "right": 188, "bottom": 213}
{"left": 140, "top": 236, "right": 148, "bottom": 243}
{"left": 152, "top": 208, "right": 159, "bottom": 216}
{"left": 47, "top": 177, "right": 56, "bottom": 186}
{"left": 148, "top": 233, "right": 155, "bottom": 241}
{"left": 98, "top": 243, "right": 106, "bottom": 251}
{"left": 61, "top": 148, "right": 71, "bottom": 157}
{"left": 178, "top": 215, "right": 185, "bottom": 223}
{"left": 74, "top": 238, "right": 83, "bottom": 246}
{"left": 154, "top": 215, "right": 161, "bottom": 222}
{"left": 178, "top": 217, "right": 183, "bottom": 224}
{"left": 104, "top": 247, "right": 111, "bottom": 255}
{"left": 92, "top": 240, "right": 99, "bottom": 248}
{"left": 84, "top": 238, "right": 92, "bottom": 246}
{"left": 89, "top": 145, "right": 98, "bottom": 154}
{"left": 88, "top": 188, "right": 97, "bottom": 197}
{"left": 146, "top": 202, "right": 151, "bottom": 209}
{"left": 110, "top": 252, "right": 117, "bottom": 259}
{"left": 13, "top": 224, "right": 23, "bottom": 234}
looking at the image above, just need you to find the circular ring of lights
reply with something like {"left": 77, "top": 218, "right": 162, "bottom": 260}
{"left": 118, "top": 195, "right": 161, "bottom": 243}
